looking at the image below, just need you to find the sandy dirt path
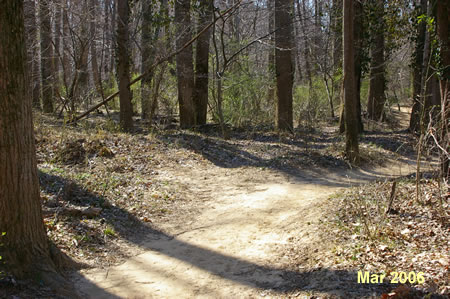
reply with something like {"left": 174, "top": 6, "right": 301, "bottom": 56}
{"left": 73, "top": 153, "right": 417, "bottom": 299}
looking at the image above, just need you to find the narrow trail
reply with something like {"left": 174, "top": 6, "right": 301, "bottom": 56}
{"left": 74, "top": 106, "right": 420, "bottom": 298}
{"left": 73, "top": 160, "right": 417, "bottom": 298}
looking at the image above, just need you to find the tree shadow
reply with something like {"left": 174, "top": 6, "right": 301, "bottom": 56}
{"left": 38, "top": 171, "right": 401, "bottom": 298}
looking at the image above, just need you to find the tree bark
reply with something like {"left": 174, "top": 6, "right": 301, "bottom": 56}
{"left": 194, "top": 1, "right": 214, "bottom": 125}
{"left": 53, "top": 0, "right": 62, "bottom": 88}
{"left": 409, "top": 0, "right": 427, "bottom": 131}
{"left": 141, "top": 0, "right": 154, "bottom": 120}
{"left": 436, "top": 0, "right": 449, "bottom": 182}
{"left": 24, "top": 0, "right": 41, "bottom": 108}
{"left": 117, "top": 0, "right": 133, "bottom": 131}
{"left": 343, "top": 0, "right": 360, "bottom": 164}
{"left": 267, "top": 0, "right": 276, "bottom": 106}
{"left": 339, "top": 0, "right": 363, "bottom": 134}
{"left": 40, "top": 0, "right": 54, "bottom": 113}
{"left": 0, "top": 2, "right": 72, "bottom": 290}
{"left": 89, "top": 0, "right": 102, "bottom": 98}
{"left": 275, "top": 0, "right": 294, "bottom": 131}
{"left": 175, "top": 0, "right": 195, "bottom": 128}
{"left": 367, "top": 0, "right": 386, "bottom": 121}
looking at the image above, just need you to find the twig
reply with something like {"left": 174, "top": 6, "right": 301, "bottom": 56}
{"left": 70, "top": 1, "right": 243, "bottom": 123}
{"left": 386, "top": 181, "right": 397, "bottom": 214}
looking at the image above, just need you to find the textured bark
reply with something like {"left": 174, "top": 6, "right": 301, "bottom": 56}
{"left": 436, "top": 1, "right": 450, "bottom": 181}
{"left": 343, "top": 0, "right": 360, "bottom": 164}
{"left": 367, "top": 0, "right": 386, "bottom": 121}
{"left": 275, "top": 0, "right": 294, "bottom": 131}
{"left": 24, "top": 0, "right": 40, "bottom": 108}
{"left": 175, "top": 0, "right": 195, "bottom": 128}
{"left": 267, "top": 0, "right": 275, "bottom": 106}
{"left": 53, "top": 0, "right": 62, "bottom": 87}
{"left": 62, "top": 4, "right": 72, "bottom": 89}
{"left": 141, "top": 0, "right": 154, "bottom": 120}
{"left": 0, "top": 0, "right": 52, "bottom": 279}
{"left": 40, "top": 0, "right": 54, "bottom": 113}
{"left": 117, "top": 0, "right": 133, "bottom": 131}
{"left": 339, "top": 0, "right": 363, "bottom": 134}
{"left": 409, "top": 0, "right": 427, "bottom": 131}
{"left": 89, "top": 0, "right": 102, "bottom": 96}
{"left": 194, "top": 1, "right": 214, "bottom": 125}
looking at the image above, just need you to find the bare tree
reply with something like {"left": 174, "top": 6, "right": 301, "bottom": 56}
{"left": 343, "top": 0, "right": 360, "bottom": 164}
{"left": 40, "top": 0, "right": 54, "bottom": 113}
{"left": 367, "top": 0, "right": 387, "bottom": 121}
{"left": 194, "top": 1, "right": 214, "bottom": 125}
{"left": 175, "top": 0, "right": 195, "bottom": 128}
{"left": 24, "top": 0, "right": 41, "bottom": 108}
{"left": 436, "top": 0, "right": 449, "bottom": 182}
{"left": 275, "top": 0, "right": 294, "bottom": 131}
{"left": 117, "top": 0, "right": 134, "bottom": 131}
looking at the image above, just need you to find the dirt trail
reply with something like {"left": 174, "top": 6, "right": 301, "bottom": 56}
{"left": 73, "top": 154, "right": 418, "bottom": 299}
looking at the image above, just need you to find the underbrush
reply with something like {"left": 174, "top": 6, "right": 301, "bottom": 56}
{"left": 326, "top": 179, "right": 449, "bottom": 296}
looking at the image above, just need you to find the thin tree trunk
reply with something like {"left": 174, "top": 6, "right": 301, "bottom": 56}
{"left": 89, "top": 0, "right": 102, "bottom": 98}
{"left": 117, "top": 0, "right": 133, "bottom": 131}
{"left": 53, "top": 0, "right": 62, "bottom": 88}
{"left": 409, "top": 0, "right": 427, "bottom": 131}
{"left": 436, "top": 0, "right": 450, "bottom": 182}
{"left": 194, "top": 1, "right": 213, "bottom": 125}
{"left": 175, "top": 0, "right": 195, "bottom": 128}
{"left": 275, "top": 0, "right": 294, "bottom": 131}
{"left": 267, "top": 0, "right": 275, "bottom": 107}
{"left": 40, "top": 0, "right": 54, "bottom": 113}
{"left": 367, "top": 0, "right": 386, "bottom": 121}
{"left": 343, "top": 0, "right": 360, "bottom": 164}
{"left": 141, "top": 0, "right": 155, "bottom": 120}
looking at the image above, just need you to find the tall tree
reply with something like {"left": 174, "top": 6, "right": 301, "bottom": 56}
{"left": 339, "top": 0, "right": 364, "bottom": 134}
{"left": 141, "top": 0, "right": 154, "bottom": 120}
{"left": 275, "top": 0, "right": 294, "bottom": 131}
{"left": 175, "top": 0, "right": 195, "bottom": 128}
{"left": 0, "top": 0, "right": 72, "bottom": 292}
{"left": 409, "top": 0, "right": 427, "bottom": 131}
{"left": 343, "top": 0, "right": 360, "bottom": 164}
{"left": 40, "top": 0, "right": 54, "bottom": 113}
{"left": 367, "top": 0, "right": 387, "bottom": 121}
{"left": 24, "top": 0, "right": 40, "bottom": 108}
{"left": 436, "top": 0, "right": 449, "bottom": 182}
{"left": 117, "top": 0, "right": 133, "bottom": 131}
{"left": 194, "top": 1, "right": 214, "bottom": 125}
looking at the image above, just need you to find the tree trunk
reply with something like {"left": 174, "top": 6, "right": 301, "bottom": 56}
{"left": 0, "top": 2, "right": 73, "bottom": 292}
{"left": 89, "top": 0, "right": 102, "bottom": 98}
{"left": 267, "top": 0, "right": 275, "bottom": 107}
{"left": 409, "top": 0, "right": 427, "bottom": 131}
{"left": 62, "top": 3, "right": 72, "bottom": 91}
{"left": 53, "top": 0, "right": 62, "bottom": 88}
{"left": 275, "top": 0, "right": 294, "bottom": 131}
{"left": 343, "top": 0, "right": 360, "bottom": 164}
{"left": 194, "top": 1, "right": 213, "bottom": 125}
{"left": 24, "top": 0, "right": 41, "bottom": 108}
{"left": 175, "top": 0, "right": 195, "bottom": 128}
{"left": 40, "top": 0, "right": 54, "bottom": 113}
{"left": 117, "top": 0, "right": 133, "bottom": 131}
{"left": 141, "top": 0, "right": 154, "bottom": 120}
{"left": 367, "top": 0, "right": 386, "bottom": 121}
{"left": 339, "top": 0, "right": 363, "bottom": 133}
{"left": 436, "top": 0, "right": 449, "bottom": 182}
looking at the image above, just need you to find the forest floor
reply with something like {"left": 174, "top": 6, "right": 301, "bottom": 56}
{"left": 1, "top": 106, "right": 448, "bottom": 298}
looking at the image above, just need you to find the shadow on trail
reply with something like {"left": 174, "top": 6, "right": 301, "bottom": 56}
{"left": 157, "top": 130, "right": 418, "bottom": 188}
{"left": 39, "top": 171, "right": 392, "bottom": 298}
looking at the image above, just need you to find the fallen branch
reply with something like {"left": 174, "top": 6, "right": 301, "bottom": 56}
{"left": 71, "top": 1, "right": 242, "bottom": 123}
